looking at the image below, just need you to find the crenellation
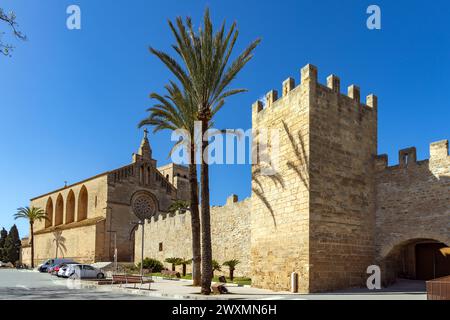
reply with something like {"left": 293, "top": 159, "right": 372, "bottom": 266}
{"left": 301, "top": 63, "right": 318, "bottom": 83}
{"left": 399, "top": 147, "right": 417, "bottom": 167}
{"left": 265, "top": 90, "right": 278, "bottom": 108}
{"left": 23, "top": 62, "right": 449, "bottom": 294}
{"left": 366, "top": 94, "right": 378, "bottom": 110}
{"left": 326, "top": 74, "right": 340, "bottom": 92}
{"left": 375, "top": 154, "right": 388, "bottom": 171}
{"left": 430, "top": 139, "right": 449, "bottom": 160}
{"left": 282, "top": 77, "right": 295, "bottom": 96}
{"left": 347, "top": 84, "right": 360, "bottom": 103}
{"left": 252, "top": 100, "right": 263, "bottom": 114}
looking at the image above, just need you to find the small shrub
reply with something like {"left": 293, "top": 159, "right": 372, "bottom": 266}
{"left": 137, "top": 258, "right": 163, "bottom": 273}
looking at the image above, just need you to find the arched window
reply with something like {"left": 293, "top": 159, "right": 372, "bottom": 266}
{"left": 66, "top": 190, "right": 75, "bottom": 224}
{"left": 45, "top": 197, "right": 53, "bottom": 228}
{"left": 77, "top": 185, "right": 88, "bottom": 221}
{"left": 147, "top": 167, "right": 151, "bottom": 185}
{"left": 55, "top": 194, "right": 64, "bottom": 226}
{"left": 140, "top": 166, "right": 144, "bottom": 185}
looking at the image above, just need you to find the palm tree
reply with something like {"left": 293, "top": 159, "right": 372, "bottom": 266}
{"left": 212, "top": 259, "right": 221, "bottom": 278}
{"left": 223, "top": 259, "right": 240, "bottom": 281}
{"left": 180, "top": 258, "right": 192, "bottom": 277}
{"left": 139, "top": 82, "right": 202, "bottom": 286}
{"left": 14, "top": 206, "right": 48, "bottom": 268}
{"left": 165, "top": 257, "right": 183, "bottom": 272}
{"left": 150, "top": 8, "right": 260, "bottom": 294}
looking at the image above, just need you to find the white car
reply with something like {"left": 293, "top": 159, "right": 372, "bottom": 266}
{"left": 57, "top": 262, "right": 79, "bottom": 277}
{"left": 64, "top": 264, "right": 105, "bottom": 279}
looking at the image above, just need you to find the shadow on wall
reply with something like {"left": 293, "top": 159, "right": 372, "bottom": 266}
{"left": 251, "top": 120, "right": 309, "bottom": 228}
{"left": 52, "top": 230, "right": 67, "bottom": 259}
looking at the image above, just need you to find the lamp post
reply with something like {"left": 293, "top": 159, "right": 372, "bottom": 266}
{"left": 107, "top": 230, "right": 117, "bottom": 273}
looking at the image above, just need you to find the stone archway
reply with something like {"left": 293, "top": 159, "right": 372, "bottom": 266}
{"left": 55, "top": 194, "right": 64, "bottom": 226}
{"left": 380, "top": 238, "right": 450, "bottom": 285}
{"left": 45, "top": 197, "right": 53, "bottom": 228}
{"left": 77, "top": 185, "right": 88, "bottom": 221}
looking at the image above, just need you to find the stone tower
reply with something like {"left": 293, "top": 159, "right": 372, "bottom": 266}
{"left": 251, "top": 64, "right": 378, "bottom": 292}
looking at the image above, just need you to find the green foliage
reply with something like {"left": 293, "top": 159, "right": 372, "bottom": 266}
{"left": 0, "top": 228, "right": 7, "bottom": 262}
{"left": 4, "top": 225, "right": 20, "bottom": 264}
{"left": 180, "top": 258, "right": 192, "bottom": 266}
{"left": 212, "top": 259, "right": 221, "bottom": 272}
{"left": 137, "top": 258, "right": 164, "bottom": 273}
{"left": 168, "top": 200, "right": 190, "bottom": 214}
{"left": 149, "top": 8, "right": 261, "bottom": 121}
{"left": 14, "top": 206, "right": 47, "bottom": 224}
{"left": 223, "top": 259, "right": 240, "bottom": 270}
{"left": 164, "top": 257, "right": 183, "bottom": 271}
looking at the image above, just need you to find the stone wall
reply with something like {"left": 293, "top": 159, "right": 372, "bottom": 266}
{"left": 135, "top": 196, "right": 251, "bottom": 277}
{"left": 308, "top": 67, "right": 377, "bottom": 292}
{"left": 375, "top": 140, "right": 450, "bottom": 283}
{"left": 250, "top": 64, "right": 378, "bottom": 292}
{"left": 32, "top": 222, "right": 104, "bottom": 265}
{"left": 250, "top": 68, "right": 311, "bottom": 292}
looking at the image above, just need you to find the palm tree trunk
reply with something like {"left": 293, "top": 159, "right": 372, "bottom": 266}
{"left": 230, "top": 268, "right": 234, "bottom": 281}
{"left": 189, "top": 141, "right": 202, "bottom": 286}
{"left": 200, "top": 118, "right": 212, "bottom": 295}
{"left": 30, "top": 222, "right": 34, "bottom": 268}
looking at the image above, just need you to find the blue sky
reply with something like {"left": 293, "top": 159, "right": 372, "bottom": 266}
{"left": 0, "top": 0, "right": 449, "bottom": 237}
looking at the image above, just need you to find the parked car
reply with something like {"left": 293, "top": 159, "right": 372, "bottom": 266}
{"left": 38, "top": 258, "right": 75, "bottom": 273}
{"left": 65, "top": 264, "right": 105, "bottom": 279}
{"left": 57, "top": 262, "right": 79, "bottom": 277}
{"left": 49, "top": 263, "right": 69, "bottom": 276}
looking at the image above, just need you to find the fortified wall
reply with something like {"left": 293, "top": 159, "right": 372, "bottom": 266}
{"left": 136, "top": 195, "right": 251, "bottom": 277}
{"left": 375, "top": 140, "right": 450, "bottom": 283}
{"left": 251, "top": 64, "right": 377, "bottom": 292}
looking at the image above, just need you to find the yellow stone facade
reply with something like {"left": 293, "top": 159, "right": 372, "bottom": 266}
{"left": 22, "top": 63, "right": 449, "bottom": 293}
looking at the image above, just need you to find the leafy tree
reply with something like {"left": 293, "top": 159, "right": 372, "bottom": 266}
{"left": 165, "top": 257, "right": 183, "bottom": 271}
{"left": 4, "top": 225, "right": 21, "bottom": 264}
{"left": 212, "top": 259, "right": 221, "bottom": 278}
{"left": 14, "top": 206, "right": 48, "bottom": 267}
{"left": 223, "top": 259, "right": 240, "bottom": 281}
{"left": 0, "top": 7, "right": 26, "bottom": 56}
{"left": 0, "top": 228, "right": 7, "bottom": 262}
{"left": 150, "top": 7, "right": 260, "bottom": 294}
{"left": 140, "top": 82, "right": 202, "bottom": 286}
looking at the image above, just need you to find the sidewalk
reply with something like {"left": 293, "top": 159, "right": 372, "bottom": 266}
{"left": 80, "top": 277, "right": 292, "bottom": 300}
{"left": 79, "top": 277, "right": 427, "bottom": 300}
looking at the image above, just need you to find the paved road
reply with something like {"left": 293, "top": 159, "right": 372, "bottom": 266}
{"left": 0, "top": 269, "right": 166, "bottom": 300}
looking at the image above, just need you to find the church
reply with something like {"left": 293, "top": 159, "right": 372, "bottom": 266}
{"left": 21, "top": 130, "right": 189, "bottom": 264}
{"left": 21, "top": 64, "right": 450, "bottom": 293}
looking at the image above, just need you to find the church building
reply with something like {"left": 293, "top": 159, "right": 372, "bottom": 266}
{"left": 21, "top": 130, "right": 189, "bottom": 264}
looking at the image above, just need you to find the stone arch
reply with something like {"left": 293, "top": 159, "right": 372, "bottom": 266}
{"left": 379, "top": 237, "right": 450, "bottom": 285}
{"left": 45, "top": 197, "right": 53, "bottom": 228}
{"left": 66, "top": 190, "right": 75, "bottom": 224}
{"left": 55, "top": 194, "right": 64, "bottom": 226}
{"left": 77, "top": 185, "right": 88, "bottom": 221}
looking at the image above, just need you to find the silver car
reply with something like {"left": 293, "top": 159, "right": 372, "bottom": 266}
{"left": 65, "top": 264, "right": 105, "bottom": 279}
